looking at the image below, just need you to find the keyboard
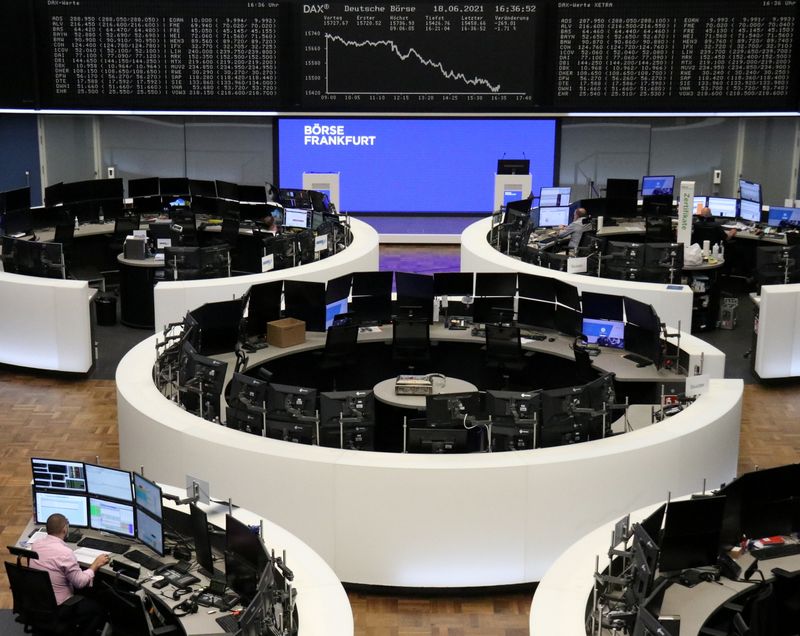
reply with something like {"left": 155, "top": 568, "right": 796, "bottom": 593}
{"left": 77, "top": 537, "right": 130, "bottom": 554}
{"left": 216, "top": 614, "right": 240, "bottom": 633}
{"left": 520, "top": 329, "right": 547, "bottom": 341}
{"left": 751, "top": 542, "right": 800, "bottom": 561}
{"left": 161, "top": 567, "right": 200, "bottom": 588}
{"left": 623, "top": 353, "right": 653, "bottom": 367}
{"left": 124, "top": 549, "right": 163, "bottom": 571}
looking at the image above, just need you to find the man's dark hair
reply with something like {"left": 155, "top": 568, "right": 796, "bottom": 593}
{"left": 46, "top": 513, "right": 68, "bottom": 535}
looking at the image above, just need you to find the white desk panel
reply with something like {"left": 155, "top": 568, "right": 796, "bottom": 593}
{"left": 754, "top": 283, "right": 800, "bottom": 379}
{"left": 153, "top": 218, "right": 380, "bottom": 332}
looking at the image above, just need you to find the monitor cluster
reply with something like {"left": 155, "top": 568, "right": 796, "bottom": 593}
{"left": 1, "top": 235, "right": 65, "bottom": 279}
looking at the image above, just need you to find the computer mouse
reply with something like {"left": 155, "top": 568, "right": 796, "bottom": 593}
{"left": 151, "top": 575, "right": 164, "bottom": 582}
{"left": 548, "top": 337, "right": 556, "bottom": 342}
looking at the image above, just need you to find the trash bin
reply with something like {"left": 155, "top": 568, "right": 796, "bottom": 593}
{"left": 718, "top": 294, "right": 738, "bottom": 330}
{"left": 96, "top": 294, "right": 117, "bottom": 326}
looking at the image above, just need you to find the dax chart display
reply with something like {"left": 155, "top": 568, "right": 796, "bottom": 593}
{"left": 299, "top": 2, "right": 543, "bottom": 111}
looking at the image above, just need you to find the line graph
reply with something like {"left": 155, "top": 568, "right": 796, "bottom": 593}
{"left": 324, "top": 34, "right": 507, "bottom": 95}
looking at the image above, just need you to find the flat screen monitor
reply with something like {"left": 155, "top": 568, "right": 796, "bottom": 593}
{"left": 624, "top": 323, "right": 662, "bottom": 369}
{"left": 539, "top": 187, "right": 571, "bottom": 207}
{"left": 85, "top": 463, "right": 132, "bottom": 502}
{"left": 159, "top": 177, "right": 190, "bottom": 196}
{"left": 425, "top": 392, "right": 481, "bottom": 427}
{"left": 215, "top": 180, "right": 239, "bottom": 200}
{"left": 128, "top": 177, "right": 160, "bottom": 198}
{"left": 319, "top": 390, "right": 375, "bottom": 450}
{"left": 640, "top": 504, "right": 667, "bottom": 546}
{"left": 693, "top": 196, "right": 708, "bottom": 212}
{"left": 503, "top": 189, "right": 523, "bottom": 208}
{"left": 325, "top": 298, "right": 350, "bottom": 329}
{"left": 190, "top": 504, "right": 215, "bottom": 577}
{"left": 538, "top": 206, "right": 570, "bottom": 227}
{"left": 44, "top": 182, "right": 64, "bottom": 207}
{"left": 739, "top": 178, "right": 761, "bottom": 203}
{"left": 283, "top": 208, "right": 308, "bottom": 228}
{"left": 475, "top": 272, "right": 516, "bottom": 297}
{"left": 395, "top": 272, "right": 435, "bottom": 321}
{"left": 89, "top": 497, "right": 135, "bottom": 538}
{"left": 767, "top": 206, "right": 800, "bottom": 227}
{"left": 31, "top": 457, "right": 86, "bottom": 493}
{"left": 658, "top": 495, "right": 726, "bottom": 572}
{"left": 188, "top": 299, "right": 245, "bottom": 356}
{"left": 624, "top": 297, "right": 660, "bottom": 330}
{"left": 238, "top": 185, "right": 267, "bottom": 203}
{"left": 182, "top": 349, "right": 228, "bottom": 397}
{"left": 266, "top": 383, "right": 317, "bottom": 421}
{"left": 34, "top": 491, "right": 89, "bottom": 528}
{"left": 352, "top": 271, "right": 393, "bottom": 297}
{"left": 641, "top": 175, "right": 675, "bottom": 197}
{"left": 707, "top": 197, "right": 738, "bottom": 219}
{"left": 517, "top": 298, "right": 556, "bottom": 330}
{"left": 472, "top": 297, "right": 514, "bottom": 325}
{"left": 133, "top": 473, "right": 162, "bottom": 519}
{"left": 554, "top": 280, "right": 580, "bottom": 310}
{"left": 407, "top": 427, "right": 470, "bottom": 454}
{"left": 606, "top": 241, "right": 646, "bottom": 268}
{"left": 229, "top": 373, "right": 268, "bottom": 409}
{"left": 1, "top": 186, "right": 30, "bottom": 212}
{"left": 245, "top": 280, "right": 283, "bottom": 339}
{"left": 188, "top": 179, "right": 216, "bottom": 197}
{"left": 540, "top": 386, "right": 586, "bottom": 447}
{"left": 518, "top": 273, "right": 555, "bottom": 302}
{"left": 225, "top": 513, "right": 268, "bottom": 602}
{"left": 135, "top": 507, "right": 164, "bottom": 556}
{"left": 555, "top": 305, "right": 582, "bottom": 337}
{"left": 433, "top": 272, "right": 473, "bottom": 297}
{"left": 284, "top": 280, "right": 326, "bottom": 332}
{"left": 583, "top": 318, "right": 625, "bottom": 349}
{"left": 504, "top": 197, "right": 533, "bottom": 219}
{"left": 485, "top": 389, "right": 541, "bottom": 444}
{"left": 325, "top": 273, "right": 352, "bottom": 304}
{"left": 497, "top": 158, "right": 530, "bottom": 175}
{"left": 644, "top": 243, "right": 684, "bottom": 273}
{"left": 581, "top": 291, "right": 623, "bottom": 321}
{"left": 606, "top": 178, "right": 638, "bottom": 200}
{"left": 739, "top": 199, "right": 761, "bottom": 224}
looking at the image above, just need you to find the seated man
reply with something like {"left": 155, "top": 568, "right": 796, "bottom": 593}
{"left": 693, "top": 205, "right": 737, "bottom": 245}
{"left": 30, "top": 513, "right": 110, "bottom": 636}
{"left": 557, "top": 207, "right": 589, "bottom": 254}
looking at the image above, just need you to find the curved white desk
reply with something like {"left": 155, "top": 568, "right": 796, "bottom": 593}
{"left": 0, "top": 271, "right": 95, "bottom": 373}
{"left": 152, "top": 218, "right": 379, "bottom": 331}
{"left": 156, "top": 485, "right": 353, "bottom": 636}
{"left": 118, "top": 328, "right": 740, "bottom": 588}
{"left": 461, "top": 217, "right": 695, "bottom": 332}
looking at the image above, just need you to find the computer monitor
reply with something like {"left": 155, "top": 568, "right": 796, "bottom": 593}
{"left": 238, "top": 185, "right": 267, "bottom": 203}
{"left": 581, "top": 291, "right": 623, "bottom": 321}
{"left": 641, "top": 175, "right": 675, "bottom": 197}
{"left": 693, "top": 195, "right": 708, "bottom": 212}
{"left": 84, "top": 463, "right": 132, "bottom": 502}
{"left": 538, "top": 206, "right": 570, "bottom": 227}
{"left": 284, "top": 280, "right": 326, "bottom": 332}
{"left": 283, "top": 208, "right": 308, "bottom": 229}
{"left": 182, "top": 349, "right": 228, "bottom": 397}
{"left": 517, "top": 272, "right": 555, "bottom": 302}
{"left": 266, "top": 383, "right": 317, "bottom": 422}
{"left": 133, "top": 473, "right": 162, "bottom": 519}
{"left": 640, "top": 504, "right": 667, "bottom": 547}
{"left": 606, "top": 241, "right": 646, "bottom": 268}
{"left": 739, "top": 178, "right": 761, "bottom": 204}
{"left": 226, "top": 407, "right": 264, "bottom": 436}
{"left": 496, "top": 158, "right": 530, "bottom": 175}
{"left": 319, "top": 390, "right": 375, "bottom": 450}
{"left": 395, "top": 272, "right": 435, "bottom": 321}
{"left": 658, "top": 495, "right": 726, "bottom": 572}
{"left": 579, "top": 372, "right": 617, "bottom": 439}
{"left": 554, "top": 305, "right": 582, "bottom": 337}
{"left": 159, "top": 177, "right": 190, "bottom": 196}
{"left": 325, "top": 298, "right": 350, "bottom": 330}
{"left": 190, "top": 503, "right": 215, "bottom": 577}
{"left": 539, "top": 386, "right": 586, "bottom": 448}
{"left": 472, "top": 297, "right": 514, "bottom": 325}
{"left": 228, "top": 373, "right": 268, "bottom": 410}
{"left": 539, "top": 187, "right": 571, "bottom": 207}
{"left": 0, "top": 186, "right": 30, "bottom": 212}
{"left": 767, "top": 206, "right": 800, "bottom": 227}
{"left": 135, "top": 507, "right": 164, "bottom": 556}
{"left": 433, "top": 272, "right": 473, "bottom": 297}
{"left": 517, "top": 298, "right": 556, "bottom": 330}
{"left": 407, "top": 427, "right": 470, "bottom": 454}
{"left": 128, "top": 177, "right": 160, "bottom": 198}
{"left": 188, "top": 299, "right": 244, "bottom": 356}
{"left": 606, "top": 178, "right": 638, "bottom": 200}
{"left": 624, "top": 323, "right": 663, "bottom": 369}
{"left": 486, "top": 390, "right": 540, "bottom": 451}
{"left": 31, "top": 457, "right": 87, "bottom": 493}
{"left": 475, "top": 272, "right": 517, "bottom": 297}
{"left": 188, "top": 179, "right": 216, "bottom": 198}
{"left": 225, "top": 513, "right": 268, "bottom": 602}
{"left": 707, "top": 196, "right": 738, "bottom": 219}
{"left": 504, "top": 197, "right": 534, "bottom": 221}
{"left": 624, "top": 297, "right": 660, "bottom": 330}
{"left": 755, "top": 244, "right": 800, "bottom": 285}
{"left": 582, "top": 318, "right": 625, "bottom": 349}
{"left": 34, "top": 492, "right": 89, "bottom": 527}
{"left": 89, "top": 497, "right": 135, "bottom": 538}
{"left": 738, "top": 199, "right": 761, "bottom": 224}
{"left": 643, "top": 243, "right": 684, "bottom": 274}
{"left": 245, "top": 280, "right": 283, "bottom": 339}
{"left": 425, "top": 392, "right": 482, "bottom": 428}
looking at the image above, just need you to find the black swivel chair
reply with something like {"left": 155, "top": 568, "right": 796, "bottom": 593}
{"left": 103, "top": 583, "right": 177, "bottom": 636}
{"left": 573, "top": 335, "right": 595, "bottom": 384}
{"left": 317, "top": 324, "right": 360, "bottom": 390}
{"left": 4, "top": 559, "right": 83, "bottom": 634}
{"left": 485, "top": 324, "right": 528, "bottom": 388}
{"left": 392, "top": 317, "right": 431, "bottom": 373}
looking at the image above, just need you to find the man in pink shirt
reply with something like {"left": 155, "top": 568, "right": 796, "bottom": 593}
{"left": 30, "top": 513, "right": 110, "bottom": 635}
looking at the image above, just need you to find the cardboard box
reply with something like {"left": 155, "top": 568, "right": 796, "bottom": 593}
{"left": 267, "top": 318, "right": 306, "bottom": 348}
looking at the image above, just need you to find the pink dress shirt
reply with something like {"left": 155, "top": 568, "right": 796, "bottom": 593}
{"left": 30, "top": 534, "right": 95, "bottom": 605}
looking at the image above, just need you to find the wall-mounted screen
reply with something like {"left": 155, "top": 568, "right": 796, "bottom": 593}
{"left": 278, "top": 118, "right": 556, "bottom": 214}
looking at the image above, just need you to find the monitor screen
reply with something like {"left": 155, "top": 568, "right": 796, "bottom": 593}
{"left": 583, "top": 318, "right": 625, "bottom": 349}
{"left": 31, "top": 457, "right": 86, "bottom": 493}
{"left": 658, "top": 495, "right": 726, "bottom": 573}
{"left": 34, "top": 491, "right": 89, "bottom": 528}
{"left": 707, "top": 197, "right": 738, "bottom": 219}
{"left": 225, "top": 513, "right": 268, "bottom": 602}
{"left": 190, "top": 504, "right": 214, "bottom": 576}
{"left": 89, "top": 497, "right": 135, "bottom": 538}
{"left": 538, "top": 206, "right": 570, "bottom": 227}
{"left": 739, "top": 178, "right": 761, "bottom": 203}
{"left": 767, "top": 206, "right": 800, "bottom": 227}
{"left": 433, "top": 272, "right": 474, "bottom": 297}
{"left": 135, "top": 507, "right": 164, "bottom": 556}
{"left": 475, "top": 272, "right": 516, "bottom": 297}
{"left": 739, "top": 199, "right": 761, "bottom": 224}
{"left": 425, "top": 392, "right": 481, "bottom": 427}
{"left": 85, "top": 464, "right": 132, "bottom": 502}
{"left": 518, "top": 273, "right": 555, "bottom": 302}
{"left": 407, "top": 427, "right": 470, "bottom": 454}
{"left": 266, "top": 383, "right": 318, "bottom": 421}
{"left": 284, "top": 280, "right": 326, "bottom": 332}
{"left": 245, "top": 280, "right": 283, "bottom": 339}
{"left": 325, "top": 273, "right": 352, "bottom": 304}
{"left": 283, "top": 208, "right": 308, "bottom": 228}
{"left": 517, "top": 298, "right": 556, "bottom": 330}
{"left": 325, "top": 298, "right": 350, "bottom": 330}
{"left": 539, "top": 187, "right": 571, "bottom": 207}
{"left": 318, "top": 390, "right": 375, "bottom": 450}
{"left": 278, "top": 118, "right": 556, "bottom": 213}
{"left": 581, "top": 291, "right": 624, "bottom": 321}
{"left": 641, "top": 175, "right": 674, "bottom": 197}
{"left": 606, "top": 178, "right": 639, "bottom": 200}
{"left": 693, "top": 196, "right": 708, "bottom": 212}
{"left": 133, "top": 473, "right": 162, "bottom": 519}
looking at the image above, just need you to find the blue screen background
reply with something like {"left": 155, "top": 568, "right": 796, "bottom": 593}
{"left": 277, "top": 118, "right": 556, "bottom": 214}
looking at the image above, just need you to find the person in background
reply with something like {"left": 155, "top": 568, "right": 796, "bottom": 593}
{"left": 694, "top": 205, "right": 737, "bottom": 244}
{"left": 30, "top": 513, "right": 110, "bottom": 635}
{"left": 259, "top": 213, "right": 276, "bottom": 232}
{"left": 558, "top": 207, "right": 589, "bottom": 253}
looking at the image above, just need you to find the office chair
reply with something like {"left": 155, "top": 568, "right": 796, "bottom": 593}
{"left": 103, "top": 583, "right": 177, "bottom": 636}
{"left": 317, "top": 324, "right": 360, "bottom": 390}
{"left": 214, "top": 218, "right": 240, "bottom": 252}
{"left": 572, "top": 335, "right": 596, "bottom": 384}
{"left": 485, "top": 324, "right": 528, "bottom": 388}
{"left": 53, "top": 222, "right": 75, "bottom": 260}
{"left": 4, "top": 560, "right": 84, "bottom": 635}
{"left": 392, "top": 317, "right": 431, "bottom": 373}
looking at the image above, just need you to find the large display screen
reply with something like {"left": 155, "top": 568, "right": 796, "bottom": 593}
{"left": 277, "top": 118, "right": 556, "bottom": 213}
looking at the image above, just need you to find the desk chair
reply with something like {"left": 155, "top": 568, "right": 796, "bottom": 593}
{"left": 53, "top": 222, "right": 75, "bottom": 259}
{"left": 485, "top": 324, "right": 528, "bottom": 388}
{"left": 104, "top": 583, "right": 177, "bottom": 636}
{"left": 573, "top": 336, "right": 595, "bottom": 384}
{"left": 317, "top": 324, "right": 360, "bottom": 390}
{"left": 4, "top": 560, "right": 83, "bottom": 635}
{"left": 392, "top": 317, "right": 431, "bottom": 373}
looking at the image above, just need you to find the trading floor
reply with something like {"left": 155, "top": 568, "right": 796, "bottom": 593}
{"left": 0, "top": 245, "right": 798, "bottom": 636}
